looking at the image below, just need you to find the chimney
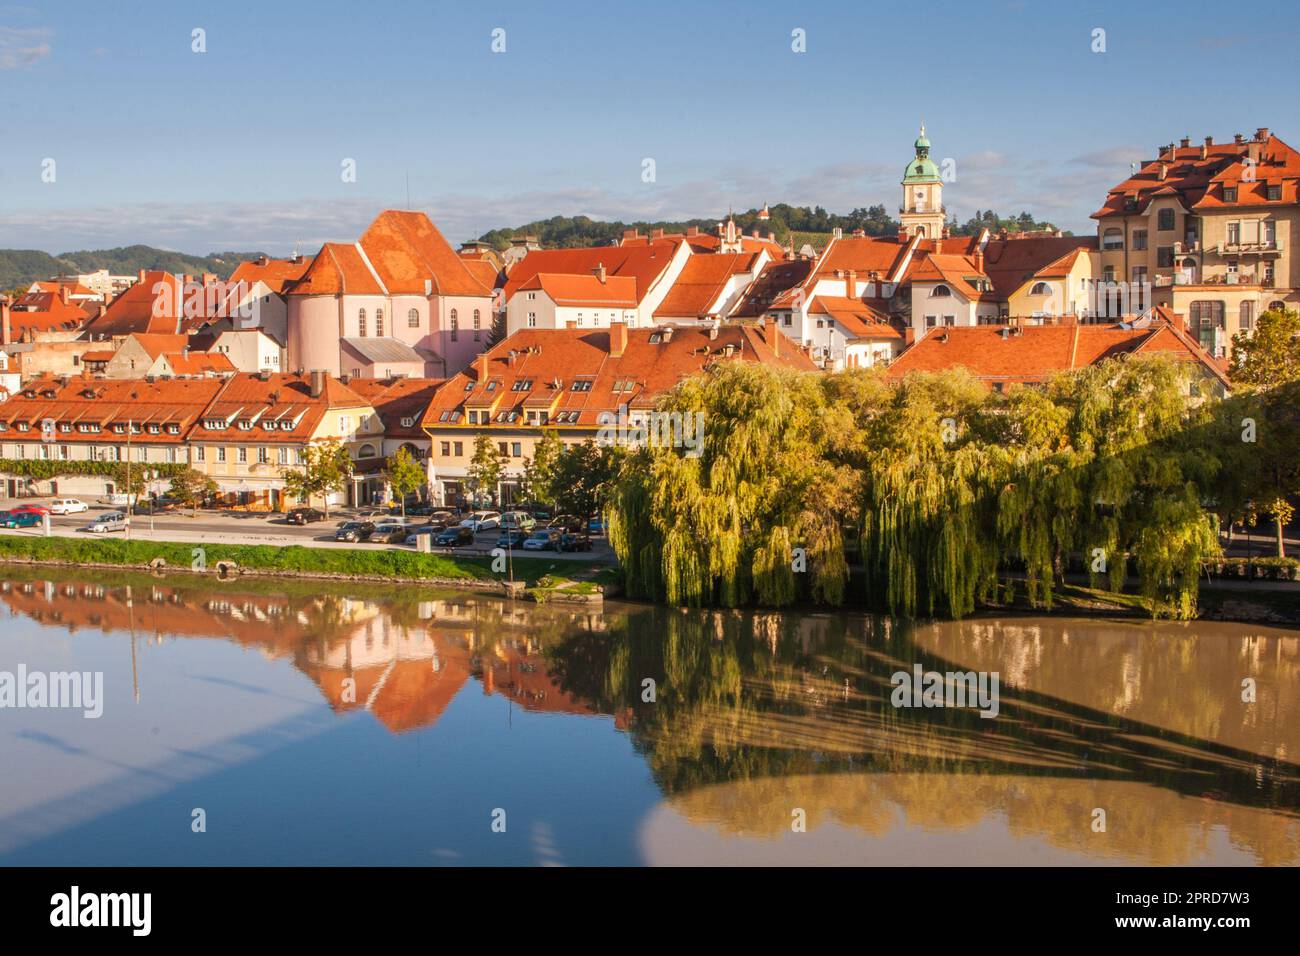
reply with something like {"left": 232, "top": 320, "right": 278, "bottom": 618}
{"left": 593, "top": 262, "right": 607, "bottom": 284}
{"left": 256, "top": 254, "right": 269, "bottom": 266}
{"left": 310, "top": 368, "right": 327, "bottom": 398}
{"left": 898, "top": 224, "right": 910, "bottom": 242}
{"left": 1234, "top": 132, "right": 1245, "bottom": 144}
{"left": 474, "top": 352, "right": 489, "bottom": 380}
{"left": 845, "top": 270, "right": 857, "bottom": 298}
{"left": 764, "top": 316, "right": 779, "bottom": 356}
{"left": 686, "top": 226, "right": 699, "bottom": 237}
{"left": 904, "top": 328, "right": 915, "bottom": 347}
{"left": 59, "top": 285, "right": 69, "bottom": 305}
{"left": 975, "top": 248, "right": 985, "bottom": 274}
{"left": 832, "top": 227, "right": 843, "bottom": 240}
{"left": 1248, "top": 139, "right": 1262, "bottom": 164}
{"left": 1199, "top": 141, "right": 1208, "bottom": 160}
{"left": 1256, "top": 127, "right": 1270, "bottom": 142}
{"left": 1180, "top": 136, "right": 1190, "bottom": 149}
{"left": 1204, "top": 135, "right": 1213, "bottom": 147}
{"left": 1170, "top": 309, "right": 1185, "bottom": 332}
{"left": 1, "top": 296, "right": 10, "bottom": 346}
{"left": 1158, "top": 163, "right": 1167, "bottom": 181}
{"left": 610, "top": 320, "right": 627, "bottom": 358}
{"left": 137, "top": 268, "right": 146, "bottom": 283}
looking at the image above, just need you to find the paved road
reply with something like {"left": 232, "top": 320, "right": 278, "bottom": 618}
{"left": 0, "top": 498, "right": 616, "bottom": 562}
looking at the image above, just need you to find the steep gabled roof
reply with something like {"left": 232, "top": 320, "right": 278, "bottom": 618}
{"left": 501, "top": 240, "right": 683, "bottom": 305}
{"left": 654, "top": 252, "right": 759, "bottom": 318}
{"left": 357, "top": 209, "right": 493, "bottom": 297}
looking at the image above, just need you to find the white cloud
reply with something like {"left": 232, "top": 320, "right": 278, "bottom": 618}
{"left": 0, "top": 25, "right": 51, "bottom": 69}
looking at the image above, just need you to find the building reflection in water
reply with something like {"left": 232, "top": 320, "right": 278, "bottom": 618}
{"left": 1, "top": 571, "right": 1296, "bottom": 864}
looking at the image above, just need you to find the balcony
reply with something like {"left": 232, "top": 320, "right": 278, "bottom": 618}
{"left": 1171, "top": 240, "right": 1200, "bottom": 255}
{"left": 1214, "top": 237, "right": 1283, "bottom": 255}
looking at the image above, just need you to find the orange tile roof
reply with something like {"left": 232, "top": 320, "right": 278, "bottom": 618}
{"left": 130, "top": 333, "right": 189, "bottom": 359}
{"left": 1092, "top": 134, "right": 1300, "bottom": 219}
{"left": 886, "top": 322, "right": 1229, "bottom": 389}
{"left": 654, "top": 252, "right": 760, "bottom": 318}
{"left": 0, "top": 374, "right": 224, "bottom": 440}
{"left": 5, "top": 294, "right": 95, "bottom": 337}
{"left": 502, "top": 240, "right": 682, "bottom": 305}
{"left": 730, "top": 259, "right": 814, "bottom": 317}
{"left": 626, "top": 230, "right": 785, "bottom": 258}
{"left": 159, "top": 351, "right": 237, "bottom": 375}
{"left": 978, "top": 235, "right": 1096, "bottom": 299}
{"left": 227, "top": 257, "right": 312, "bottom": 294}
{"left": 194, "top": 372, "right": 373, "bottom": 443}
{"left": 521, "top": 272, "right": 639, "bottom": 308}
{"left": 461, "top": 257, "right": 501, "bottom": 291}
{"left": 82, "top": 271, "right": 185, "bottom": 339}
{"left": 343, "top": 376, "right": 446, "bottom": 438}
{"left": 809, "top": 297, "right": 902, "bottom": 340}
{"left": 358, "top": 209, "right": 493, "bottom": 297}
{"left": 290, "top": 243, "right": 383, "bottom": 296}
{"left": 422, "top": 323, "right": 816, "bottom": 430}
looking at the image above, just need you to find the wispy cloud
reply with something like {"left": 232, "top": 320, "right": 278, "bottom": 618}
{"left": 0, "top": 25, "right": 51, "bottom": 69}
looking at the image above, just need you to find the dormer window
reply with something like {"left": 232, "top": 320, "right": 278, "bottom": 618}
{"left": 930, "top": 284, "right": 952, "bottom": 297}
{"left": 400, "top": 416, "right": 415, "bottom": 427}
{"left": 166, "top": 424, "right": 180, "bottom": 434}
{"left": 1223, "top": 186, "right": 1238, "bottom": 203}
{"left": 280, "top": 420, "right": 294, "bottom": 431}
{"left": 571, "top": 378, "right": 594, "bottom": 392}
{"left": 511, "top": 379, "right": 533, "bottom": 391}
{"left": 112, "top": 423, "right": 127, "bottom": 434}
{"left": 237, "top": 419, "right": 252, "bottom": 430}
{"left": 1267, "top": 184, "right": 1282, "bottom": 201}
{"left": 147, "top": 424, "right": 160, "bottom": 434}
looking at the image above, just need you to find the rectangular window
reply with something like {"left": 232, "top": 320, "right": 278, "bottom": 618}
{"left": 1267, "top": 184, "right": 1282, "bottom": 201}
{"left": 258, "top": 447, "right": 269, "bottom": 464}
{"left": 1223, "top": 186, "right": 1238, "bottom": 203}
{"left": 453, "top": 441, "right": 463, "bottom": 456}
{"left": 1131, "top": 266, "right": 1148, "bottom": 284}
{"left": 1131, "top": 229, "right": 1148, "bottom": 251}
{"left": 440, "top": 441, "right": 451, "bottom": 456}
{"left": 1227, "top": 221, "right": 1240, "bottom": 245}
{"left": 1157, "top": 208, "right": 1175, "bottom": 231}
{"left": 511, "top": 442, "right": 521, "bottom": 458}
{"left": 238, "top": 447, "right": 247, "bottom": 464}
{"left": 1156, "top": 246, "right": 1174, "bottom": 268}
{"left": 278, "top": 447, "right": 288, "bottom": 464}
{"left": 527, "top": 312, "right": 537, "bottom": 327}
{"left": 497, "top": 441, "right": 508, "bottom": 456}
{"left": 196, "top": 447, "right": 205, "bottom": 463}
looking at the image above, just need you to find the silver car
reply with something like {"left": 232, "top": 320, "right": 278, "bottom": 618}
{"left": 84, "top": 511, "right": 128, "bottom": 533}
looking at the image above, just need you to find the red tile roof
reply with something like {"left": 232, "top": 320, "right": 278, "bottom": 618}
{"left": 0, "top": 374, "right": 225, "bottom": 440}
{"left": 158, "top": 351, "right": 237, "bottom": 376}
{"left": 502, "top": 240, "right": 682, "bottom": 305}
{"left": 979, "top": 235, "right": 1097, "bottom": 299}
{"left": 342, "top": 376, "right": 446, "bottom": 439}
{"left": 654, "top": 252, "right": 760, "bottom": 318}
{"left": 227, "top": 257, "right": 312, "bottom": 294}
{"left": 290, "top": 243, "right": 383, "bottom": 296}
{"left": 194, "top": 372, "right": 374, "bottom": 444}
{"left": 520, "top": 273, "right": 639, "bottom": 308}
{"left": 82, "top": 271, "right": 185, "bottom": 339}
{"left": 809, "top": 297, "right": 902, "bottom": 340}
{"left": 422, "top": 323, "right": 816, "bottom": 430}
{"left": 730, "top": 259, "right": 814, "bottom": 317}
{"left": 886, "top": 322, "right": 1229, "bottom": 389}
{"left": 5, "top": 294, "right": 95, "bottom": 337}
{"left": 1092, "top": 134, "right": 1300, "bottom": 219}
{"left": 357, "top": 210, "right": 493, "bottom": 297}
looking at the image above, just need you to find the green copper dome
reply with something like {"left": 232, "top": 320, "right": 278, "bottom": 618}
{"left": 903, "top": 125, "right": 939, "bottom": 183}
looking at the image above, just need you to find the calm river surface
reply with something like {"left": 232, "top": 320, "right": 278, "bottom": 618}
{"left": 1, "top": 567, "right": 1297, "bottom": 866}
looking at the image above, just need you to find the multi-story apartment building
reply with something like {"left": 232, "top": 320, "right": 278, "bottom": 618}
{"left": 0, "top": 375, "right": 224, "bottom": 499}
{"left": 420, "top": 321, "right": 815, "bottom": 507}
{"left": 1092, "top": 127, "right": 1300, "bottom": 357}
{"left": 189, "top": 371, "right": 381, "bottom": 510}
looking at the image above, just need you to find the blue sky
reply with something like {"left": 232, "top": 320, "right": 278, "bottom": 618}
{"left": 1, "top": 0, "right": 1298, "bottom": 254}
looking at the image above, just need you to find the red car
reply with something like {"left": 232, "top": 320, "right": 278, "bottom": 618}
{"left": 10, "top": 503, "right": 49, "bottom": 515}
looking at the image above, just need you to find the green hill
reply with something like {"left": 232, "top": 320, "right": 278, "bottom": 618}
{"left": 0, "top": 245, "right": 270, "bottom": 294}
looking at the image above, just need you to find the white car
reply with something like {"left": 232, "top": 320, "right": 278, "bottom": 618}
{"left": 49, "top": 498, "right": 89, "bottom": 515}
{"left": 83, "top": 511, "right": 128, "bottom": 534}
{"left": 460, "top": 510, "right": 501, "bottom": 531}
{"left": 499, "top": 511, "right": 536, "bottom": 531}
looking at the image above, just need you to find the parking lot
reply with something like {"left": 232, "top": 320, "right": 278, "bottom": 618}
{"left": 0, "top": 497, "right": 618, "bottom": 562}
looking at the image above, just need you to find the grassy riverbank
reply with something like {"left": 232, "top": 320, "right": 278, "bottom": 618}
{"left": 0, "top": 535, "right": 604, "bottom": 587}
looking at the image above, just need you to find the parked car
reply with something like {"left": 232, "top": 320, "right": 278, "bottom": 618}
{"left": 587, "top": 516, "right": 608, "bottom": 536}
{"left": 286, "top": 507, "right": 327, "bottom": 526}
{"left": 428, "top": 510, "right": 457, "bottom": 525}
{"left": 560, "top": 532, "right": 593, "bottom": 552}
{"left": 1, "top": 510, "right": 43, "bottom": 529}
{"left": 97, "top": 493, "right": 136, "bottom": 506}
{"left": 369, "top": 522, "right": 410, "bottom": 544}
{"left": 499, "top": 511, "right": 536, "bottom": 531}
{"left": 496, "top": 528, "right": 529, "bottom": 548}
{"left": 435, "top": 526, "right": 475, "bottom": 547}
{"left": 460, "top": 510, "right": 501, "bottom": 531}
{"left": 48, "top": 498, "right": 89, "bottom": 515}
{"left": 548, "top": 514, "right": 583, "bottom": 533}
{"left": 335, "top": 520, "right": 376, "bottom": 543}
{"left": 84, "top": 511, "right": 128, "bottom": 533}
{"left": 403, "top": 525, "right": 443, "bottom": 545}
{"left": 522, "top": 529, "right": 562, "bottom": 552}
{"left": 11, "top": 503, "right": 50, "bottom": 515}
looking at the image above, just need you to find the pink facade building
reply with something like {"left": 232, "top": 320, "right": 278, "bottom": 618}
{"left": 286, "top": 210, "right": 496, "bottom": 378}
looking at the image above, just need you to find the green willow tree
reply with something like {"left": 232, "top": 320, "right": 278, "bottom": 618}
{"left": 607, "top": 355, "right": 1230, "bottom": 620}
